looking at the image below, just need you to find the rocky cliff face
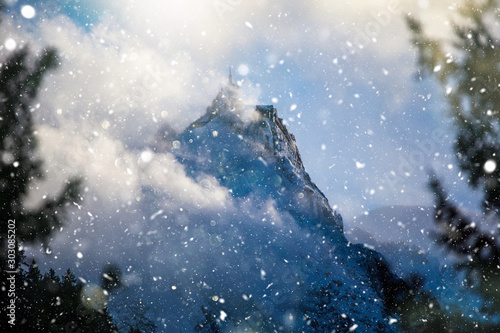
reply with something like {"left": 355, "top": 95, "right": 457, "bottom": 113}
{"left": 246, "top": 102, "right": 342, "bottom": 235}
{"left": 176, "top": 83, "right": 344, "bottom": 240}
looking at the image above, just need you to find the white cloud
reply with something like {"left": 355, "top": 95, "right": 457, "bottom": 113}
{"left": 35, "top": 15, "right": 220, "bottom": 138}
{"left": 6, "top": 0, "right": 468, "bottom": 257}
{"left": 9, "top": 0, "right": 461, "bottom": 148}
{"left": 139, "top": 153, "right": 232, "bottom": 211}
{"left": 27, "top": 124, "right": 140, "bottom": 209}
{"left": 28, "top": 123, "right": 233, "bottom": 211}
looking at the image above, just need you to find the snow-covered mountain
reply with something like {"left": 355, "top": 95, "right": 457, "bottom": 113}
{"left": 173, "top": 78, "right": 344, "bottom": 243}
{"left": 105, "top": 78, "right": 408, "bottom": 332}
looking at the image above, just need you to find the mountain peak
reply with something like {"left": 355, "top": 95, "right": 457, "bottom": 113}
{"left": 188, "top": 79, "right": 242, "bottom": 130}
{"left": 106, "top": 81, "right": 407, "bottom": 332}
{"left": 148, "top": 82, "right": 406, "bottom": 330}
{"left": 173, "top": 82, "right": 344, "bottom": 239}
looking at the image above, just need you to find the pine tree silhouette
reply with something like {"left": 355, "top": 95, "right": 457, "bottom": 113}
{"left": 406, "top": 0, "right": 500, "bottom": 330}
{"left": 14, "top": 256, "right": 119, "bottom": 332}
{"left": 0, "top": 45, "right": 82, "bottom": 248}
{"left": 0, "top": 4, "right": 122, "bottom": 331}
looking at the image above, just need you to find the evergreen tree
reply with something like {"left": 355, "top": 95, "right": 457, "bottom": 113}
{"left": 406, "top": 0, "right": 500, "bottom": 329}
{"left": 0, "top": 3, "right": 83, "bottom": 328}
{"left": 0, "top": 45, "right": 82, "bottom": 247}
{"left": 0, "top": 5, "right": 128, "bottom": 333}
{"left": 0, "top": 1, "right": 82, "bottom": 273}
{"left": 13, "top": 257, "right": 119, "bottom": 332}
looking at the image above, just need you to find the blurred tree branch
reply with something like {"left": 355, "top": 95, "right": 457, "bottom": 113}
{"left": 406, "top": 0, "right": 500, "bottom": 328}
{"left": 0, "top": 10, "right": 82, "bottom": 251}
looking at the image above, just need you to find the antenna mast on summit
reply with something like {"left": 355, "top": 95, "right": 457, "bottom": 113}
{"left": 228, "top": 66, "right": 233, "bottom": 84}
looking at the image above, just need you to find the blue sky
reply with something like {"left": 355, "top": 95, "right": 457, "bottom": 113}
{"left": 2, "top": 0, "right": 473, "bottom": 224}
